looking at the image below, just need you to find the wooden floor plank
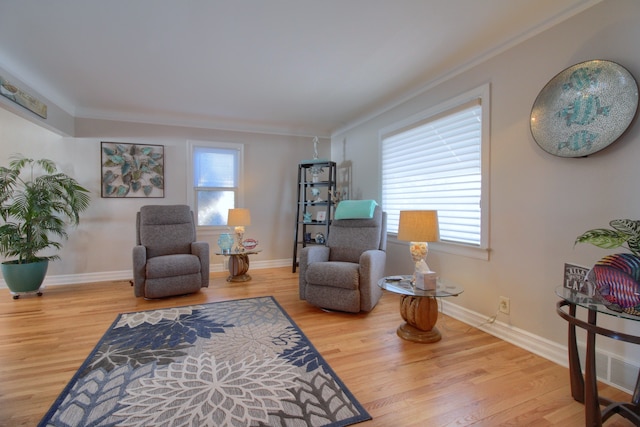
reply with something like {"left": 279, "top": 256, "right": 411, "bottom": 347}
{"left": 0, "top": 267, "right": 634, "bottom": 426}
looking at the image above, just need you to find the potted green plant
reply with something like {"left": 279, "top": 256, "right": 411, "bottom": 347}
{"left": 575, "top": 219, "right": 640, "bottom": 315}
{"left": 0, "top": 155, "right": 91, "bottom": 298}
{"left": 574, "top": 219, "right": 640, "bottom": 256}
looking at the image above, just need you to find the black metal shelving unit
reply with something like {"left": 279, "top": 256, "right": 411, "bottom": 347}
{"left": 292, "top": 161, "right": 336, "bottom": 272}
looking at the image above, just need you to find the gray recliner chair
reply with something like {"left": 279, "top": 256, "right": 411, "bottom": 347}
{"left": 132, "top": 205, "right": 210, "bottom": 298}
{"left": 299, "top": 205, "right": 387, "bottom": 313}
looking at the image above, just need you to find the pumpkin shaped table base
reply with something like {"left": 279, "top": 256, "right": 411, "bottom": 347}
{"left": 216, "top": 250, "right": 262, "bottom": 282}
{"left": 398, "top": 295, "right": 441, "bottom": 342}
{"left": 378, "top": 276, "right": 464, "bottom": 343}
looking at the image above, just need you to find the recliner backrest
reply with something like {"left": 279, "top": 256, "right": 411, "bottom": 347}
{"left": 327, "top": 205, "right": 386, "bottom": 263}
{"left": 137, "top": 205, "right": 196, "bottom": 258}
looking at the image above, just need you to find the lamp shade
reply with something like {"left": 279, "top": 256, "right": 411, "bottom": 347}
{"left": 227, "top": 208, "right": 251, "bottom": 226}
{"left": 397, "top": 210, "right": 439, "bottom": 242}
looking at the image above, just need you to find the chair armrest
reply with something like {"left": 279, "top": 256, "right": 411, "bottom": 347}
{"left": 132, "top": 245, "right": 147, "bottom": 297}
{"left": 301, "top": 245, "right": 330, "bottom": 265}
{"left": 359, "top": 249, "right": 387, "bottom": 311}
{"left": 298, "top": 245, "right": 330, "bottom": 299}
{"left": 191, "top": 241, "right": 210, "bottom": 288}
{"left": 360, "top": 249, "right": 386, "bottom": 272}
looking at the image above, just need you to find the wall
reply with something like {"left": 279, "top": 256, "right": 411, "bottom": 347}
{"left": 0, "top": 108, "right": 327, "bottom": 281}
{"left": 0, "top": 66, "right": 75, "bottom": 136}
{"left": 332, "top": 0, "right": 640, "bottom": 388}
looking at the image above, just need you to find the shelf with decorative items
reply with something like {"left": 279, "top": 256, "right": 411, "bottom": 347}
{"left": 292, "top": 160, "right": 336, "bottom": 272}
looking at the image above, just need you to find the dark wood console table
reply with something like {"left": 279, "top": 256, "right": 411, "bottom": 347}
{"left": 556, "top": 287, "right": 640, "bottom": 426}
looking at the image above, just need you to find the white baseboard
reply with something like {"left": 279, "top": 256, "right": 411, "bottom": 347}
{"left": 0, "top": 258, "right": 293, "bottom": 288}
{"left": 440, "top": 300, "right": 567, "bottom": 365}
{"left": 440, "top": 299, "right": 637, "bottom": 395}
{"left": 1, "top": 269, "right": 135, "bottom": 287}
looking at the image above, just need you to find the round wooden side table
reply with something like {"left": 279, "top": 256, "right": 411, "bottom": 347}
{"left": 378, "top": 276, "right": 463, "bottom": 343}
{"left": 216, "top": 250, "right": 261, "bottom": 282}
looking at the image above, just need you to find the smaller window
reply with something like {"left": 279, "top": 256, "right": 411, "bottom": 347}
{"left": 188, "top": 142, "right": 243, "bottom": 227}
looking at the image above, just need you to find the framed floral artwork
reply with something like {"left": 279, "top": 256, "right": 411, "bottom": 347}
{"left": 101, "top": 142, "right": 164, "bottom": 198}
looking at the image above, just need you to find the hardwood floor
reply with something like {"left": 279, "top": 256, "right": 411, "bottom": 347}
{"left": 0, "top": 267, "right": 634, "bottom": 426}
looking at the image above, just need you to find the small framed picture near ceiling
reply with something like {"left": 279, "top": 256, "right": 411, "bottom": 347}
{"left": 101, "top": 142, "right": 164, "bottom": 198}
{"left": 0, "top": 74, "right": 47, "bottom": 119}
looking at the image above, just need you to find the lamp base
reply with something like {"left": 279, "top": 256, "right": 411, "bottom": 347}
{"left": 234, "top": 227, "right": 245, "bottom": 252}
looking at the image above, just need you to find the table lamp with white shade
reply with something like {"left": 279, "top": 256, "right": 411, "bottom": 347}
{"left": 227, "top": 208, "right": 251, "bottom": 252}
{"left": 397, "top": 210, "right": 439, "bottom": 290}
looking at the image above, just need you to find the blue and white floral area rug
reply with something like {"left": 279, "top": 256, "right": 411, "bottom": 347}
{"left": 39, "top": 296, "right": 371, "bottom": 427}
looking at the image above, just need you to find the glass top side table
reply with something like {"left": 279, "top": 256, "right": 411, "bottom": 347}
{"left": 215, "top": 249, "right": 261, "bottom": 282}
{"left": 378, "top": 275, "right": 463, "bottom": 343}
{"left": 555, "top": 286, "right": 640, "bottom": 426}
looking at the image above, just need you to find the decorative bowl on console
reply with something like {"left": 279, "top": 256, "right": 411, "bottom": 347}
{"left": 242, "top": 238, "right": 258, "bottom": 250}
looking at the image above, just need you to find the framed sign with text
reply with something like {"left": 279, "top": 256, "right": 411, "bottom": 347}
{"left": 563, "top": 263, "right": 594, "bottom": 296}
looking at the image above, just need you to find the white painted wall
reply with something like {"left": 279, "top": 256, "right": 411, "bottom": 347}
{"left": 0, "top": 66, "right": 75, "bottom": 136}
{"left": 0, "top": 109, "right": 326, "bottom": 279}
{"left": 332, "top": 0, "right": 640, "bottom": 371}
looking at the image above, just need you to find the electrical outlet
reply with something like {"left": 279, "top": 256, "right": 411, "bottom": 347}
{"left": 499, "top": 296, "right": 510, "bottom": 315}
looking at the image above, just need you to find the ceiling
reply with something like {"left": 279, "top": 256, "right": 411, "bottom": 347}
{"left": 0, "top": 0, "right": 600, "bottom": 137}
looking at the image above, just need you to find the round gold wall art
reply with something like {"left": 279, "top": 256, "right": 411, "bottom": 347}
{"left": 530, "top": 60, "right": 638, "bottom": 157}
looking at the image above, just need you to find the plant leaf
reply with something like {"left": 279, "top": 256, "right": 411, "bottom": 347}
{"left": 574, "top": 228, "right": 627, "bottom": 249}
{"left": 626, "top": 236, "right": 640, "bottom": 257}
{"left": 610, "top": 219, "right": 640, "bottom": 237}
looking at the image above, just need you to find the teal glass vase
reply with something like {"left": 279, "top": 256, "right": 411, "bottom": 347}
{"left": 217, "top": 233, "right": 234, "bottom": 254}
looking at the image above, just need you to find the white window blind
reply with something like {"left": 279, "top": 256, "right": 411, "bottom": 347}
{"left": 382, "top": 99, "right": 482, "bottom": 246}
{"left": 189, "top": 143, "right": 243, "bottom": 227}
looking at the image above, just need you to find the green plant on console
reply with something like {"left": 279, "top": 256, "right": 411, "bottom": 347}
{"left": 575, "top": 219, "right": 640, "bottom": 256}
{"left": 0, "top": 154, "right": 91, "bottom": 297}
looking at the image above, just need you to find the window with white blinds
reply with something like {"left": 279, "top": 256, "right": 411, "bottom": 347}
{"left": 187, "top": 140, "right": 244, "bottom": 228}
{"left": 381, "top": 85, "right": 489, "bottom": 249}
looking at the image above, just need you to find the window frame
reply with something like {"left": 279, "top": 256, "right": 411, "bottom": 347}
{"left": 379, "top": 84, "right": 490, "bottom": 260}
{"left": 186, "top": 140, "right": 245, "bottom": 234}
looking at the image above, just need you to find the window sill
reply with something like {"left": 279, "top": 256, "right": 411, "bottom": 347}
{"left": 389, "top": 236, "right": 489, "bottom": 261}
{"left": 196, "top": 226, "right": 232, "bottom": 239}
